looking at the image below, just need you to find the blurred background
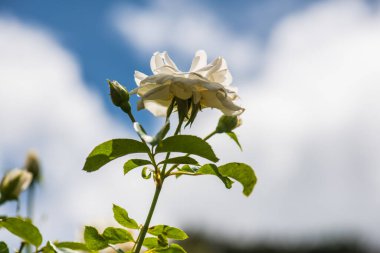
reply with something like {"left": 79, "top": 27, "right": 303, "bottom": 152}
{"left": 1, "top": 0, "right": 380, "bottom": 252}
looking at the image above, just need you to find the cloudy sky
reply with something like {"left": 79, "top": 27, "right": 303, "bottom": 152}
{"left": 1, "top": 0, "right": 380, "bottom": 249}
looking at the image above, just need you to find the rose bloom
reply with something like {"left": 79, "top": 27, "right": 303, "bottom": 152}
{"left": 132, "top": 50, "right": 244, "bottom": 117}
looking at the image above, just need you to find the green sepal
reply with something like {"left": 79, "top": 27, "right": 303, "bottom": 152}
{"left": 124, "top": 159, "right": 151, "bottom": 175}
{"left": 0, "top": 242, "right": 9, "bottom": 253}
{"left": 197, "top": 164, "right": 233, "bottom": 189}
{"left": 133, "top": 121, "right": 170, "bottom": 146}
{"left": 148, "top": 225, "right": 188, "bottom": 240}
{"left": 83, "top": 139, "right": 149, "bottom": 172}
{"left": 112, "top": 204, "right": 139, "bottom": 229}
{"left": 102, "top": 227, "right": 134, "bottom": 244}
{"left": 226, "top": 132, "right": 242, "bottom": 150}
{"left": 0, "top": 217, "right": 42, "bottom": 247}
{"left": 84, "top": 226, "right": 108, "bottom": 250}
{"left": 156, "top": 135, "right": 219, "bottom": 162}
{"left": 158, "top": 156, "right": 198, "bottom": 166}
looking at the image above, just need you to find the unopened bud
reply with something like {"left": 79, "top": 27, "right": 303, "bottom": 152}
{"left": 24, "top": 151, "right": 40, "bottom": 181}
{"left": 108, "top": 80, "right": 130, "bottom": 110}
{"left": 0, "top": 169, "right": 33, "bottom": 203}
{"left": 215, "top": 115, "right": 242, "bottom": 133}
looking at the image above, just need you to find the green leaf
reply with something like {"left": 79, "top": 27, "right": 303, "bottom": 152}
{"left": 158, "top": 156, "right": 199, "bottom": 166}
{"left": 156, "top": 135, "right": 219, "bottom": 162}
{"left": 226, "top": 132, "right": 242, "bottom": 150}
{"left": 218, "top": 163, "right": 257, "bottom": 196}
{"left": 102, "top": 227, "right": 134, "bottom": 244}
{"left": 146, "top": 243, "right": 187, "bottom": 253}
{"left": 197, "top": 164, "right": 233, "bottom": 189}
{"left": 0, "top": 242, "right": 9, "bottom": 253}
{"left": 84, "top": 226, "right": 108, "bottom": 250}
{"left": 142, "top": 167, "right": 152, "bottom": 179}
{"left": 148, "top": 225, "right": 188, "bottom": 240}
{"left": 83, "top": 139, "right": 149, "bottom": 172}
{"left": 124, "top": 159, "right": 151, "bottom": 175}
{"left": 143, "top": 237, "right": 159, "bottom": 249}
{"left": 113, "top": 204, "right": 139, "bottom": 229}
{"left": 54, "top": 242, "right": 89, "bottom": 251}
{"left": 0, "top": 217, "right": 42, "bottom": 247}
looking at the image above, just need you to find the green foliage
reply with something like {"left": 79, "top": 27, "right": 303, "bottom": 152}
{"left": 103, "top": 227, "right": 134, "bottom": 244}
{"left": 84, "top": 226, "right": 108, "bottom": 250}
{"left": 0, "top": 242, "right": 8, "bottom": 253}
{"left": 143, "top": 237, "right": 160, "bottom": 249}
{"left": 54, "top": 242, "right": 89, "bottom": 251}
{"left": 148, "top": 225, "right": 188, "bottom": 240}
{"left": 158, "top": 156, "right": 198, "bottom": 166}
{"left": 197, "top": 163, "right": 257, "bottom": 196}
{"left": 142, "top": 167, "right": 152, "bottom": 179}
{"left": 124, "top": 159, "right": 151, "bottom": 175}
{"left": 83, "top": 139, "right": 149, "bottom": 172}
{"left": 0, "top": 217, "right": 42, "bottom": 247}
{"left": 156, "top": 135, "right": 219, "bottom": 162}
{"left": 197, "top": 164, "right": 233, "bottom": 189}
{"left": 113, "top": 204, "right": 139, "bottom": 229}
{"left": 145, "top": 243, "right": 187, "bottom": 253}
{"left": 218, "top": 163, "right": 257, "bottom": 196}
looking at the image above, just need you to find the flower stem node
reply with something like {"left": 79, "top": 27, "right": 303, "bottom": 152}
{"left": 108, "top": 80, "right": 131, "bottom": 114}
{"left": 0, "top": 169, "right": 33, "bottom": 204}
{"left": 215, "top": 115, "right": 242, "bottom": 133}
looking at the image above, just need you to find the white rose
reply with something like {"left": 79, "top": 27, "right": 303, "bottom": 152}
{"left": 131, "top": 50, "right": 244, "bottom": 117}
{"left": 0, "top": 169, "right": 33, "bottom": 202}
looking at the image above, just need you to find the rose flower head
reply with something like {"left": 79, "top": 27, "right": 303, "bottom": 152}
{"left": 131, "top": 50, "right": 244, "bottom": 125}
{"left": 0, "top": 168, "right": 33, "bottom": 203}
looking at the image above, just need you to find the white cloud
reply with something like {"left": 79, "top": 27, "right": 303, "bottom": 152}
{"left": 112, "top": 0, "right": 380, "bottom": 247}
{"left": 111, "top": 0, "right": 259, "bottom": 80}
{"left": 0, "top": 16, "right": 155, "bottom": 245}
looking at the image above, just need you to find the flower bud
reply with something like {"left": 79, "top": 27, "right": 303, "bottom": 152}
{"left": 215, "top": 115, "right": 242, "bottom": 133}
{"left": 108, "top": 80, "right": 131, "bottom": 112}
{"left": 0, "top": 169, "right": 33, "bottom": 203}
{"left": 24, "top": 151, "right": 40, "bottom": 182}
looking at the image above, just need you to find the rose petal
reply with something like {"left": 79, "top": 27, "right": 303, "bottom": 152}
{"left": 134, "top": 71, "right": 148, "bottom": 86}
{"left": 190, "top": 50, "right": 207, "bottom": 72}
{"left": 143, "top": 99, "right": 171, "bottom": 117}
{"left": 162, "top": 51, "right": 179, "bottom": 71}
{"left": 142, "top": 84, "right": 172, "bottom": 100}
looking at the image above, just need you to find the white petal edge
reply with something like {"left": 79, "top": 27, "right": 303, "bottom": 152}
{"left": 190, "top": 50, "right": 207, "bottom": 72}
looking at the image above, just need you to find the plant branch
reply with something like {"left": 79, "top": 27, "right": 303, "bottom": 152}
{"left": 133, "top": 184, "right": 162, "bottom": 253}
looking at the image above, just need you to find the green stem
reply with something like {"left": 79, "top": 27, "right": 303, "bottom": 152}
{"left": 133, "top": 185, "right": 162, "bottom": 253}
{"left": 160, "top": 119, "right": 184, "bottom": 178}
{"left": 203, "top": 130, "right": 217, "bottom": 141}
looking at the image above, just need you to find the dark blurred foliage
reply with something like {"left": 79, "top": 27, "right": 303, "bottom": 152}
{"left": 178, "top": 232, "right": 377, "bottom": 253}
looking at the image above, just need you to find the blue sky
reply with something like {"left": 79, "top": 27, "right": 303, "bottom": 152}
{"left": 1, "top": 0, "right": 380, "bottom": 250}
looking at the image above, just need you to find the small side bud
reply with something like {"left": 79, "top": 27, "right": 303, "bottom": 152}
{"left": 215, "top": 115, "right": 242, "bottom": 133}
{"left": 24, "top": 150, "right": 40, "bottom": 182}
{"left": 108, "top": 80, "right": 131, "bottom": 113}
{"left": 0, "top": 169, "right": 33, "bottom": 203}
